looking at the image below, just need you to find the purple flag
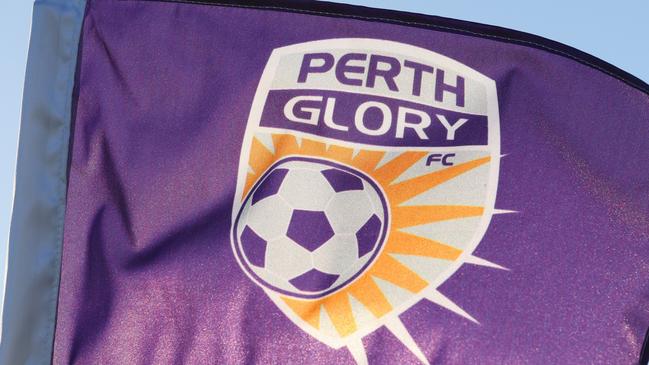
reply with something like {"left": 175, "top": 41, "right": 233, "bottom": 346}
{"left": 2, "top": 0, "right": 648, "bottom": 364}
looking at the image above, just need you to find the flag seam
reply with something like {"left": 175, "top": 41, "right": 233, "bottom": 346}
{"left": 122, "top": 0, "right": 649, "bottom": 97}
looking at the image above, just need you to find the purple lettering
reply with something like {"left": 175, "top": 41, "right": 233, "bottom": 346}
{"left": 403, "top": 60, "right": 435, "bottom": 97}
{"left": 298, "top": 53, "right": 334, "bottom": 83}
{"left": 434, "top": 69, "right": 465, "bottom": 107}
{"left": 335, "top": 53, "right": 367, "bottom": 86}
{"left": 367, "top": 55, "right": 401, "bottom": 91}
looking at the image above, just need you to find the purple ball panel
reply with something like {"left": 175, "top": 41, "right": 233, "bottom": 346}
{"left": 286, "top": 210, "right": 334, "bottom": 251}
{"left": 251, "top": 168, "right": 289, "bottom": 205}
{"left": 321, "top": 168, "right": 363, "bottom": 192}
{"left": 241, "top": 226, "right": 267, "bottom": 267}
{"left": 356, "top": 214, "right": 381, "bottom": 257}
{"left": 289, "top": 269, "right": 339, "bottom": 292}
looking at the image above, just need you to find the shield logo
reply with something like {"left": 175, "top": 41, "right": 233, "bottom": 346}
{"left": 230, "top": 39, "right": 502, "bottom": 363}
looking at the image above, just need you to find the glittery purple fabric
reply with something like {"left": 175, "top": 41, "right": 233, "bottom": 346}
{"left": 54, "top": 0, "right": 649, "bottom": 363}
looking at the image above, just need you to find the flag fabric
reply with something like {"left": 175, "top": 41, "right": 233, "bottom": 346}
{"left": 2, "top": 0, "right": 649, "bottom": 364}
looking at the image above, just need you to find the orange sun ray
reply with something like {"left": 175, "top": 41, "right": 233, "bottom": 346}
{"left": 386, "top": 231, "right": 462, "bottom": 261}
{"left": 386, "top": 156, "right": 490, "bottom": 205}
{"left": 326, "top": 144, "right": 355, "bottom": 164}
{"left": 299, "top": 138, "right": 328, "bottom": 157}
{"left": 242, "top": 138, "right": 276, "bottom": 197}
{"left": 244, "top": 134, "right": 308, "bottom": 197}
{"left": 350, "top": 149, "right": 385, "bottom": 174}
{"left": 347, "top": 276, "right": 392, "bottom": 318}
{"left": 272, "top": 133, "right": 300, "bottom": 159}
{"left": 370, "top": 255, "right": 428, "bottom": 293}
{"left": 242, "top": 173, "right": 258, "bottom": 199}
{"left": 322, "top": 293, "right": 357, "bottom": 337}
{"left": 249, "top": 137, "right": 275, "bottom": 174}
{"left": 392, "top": 205, "right": 484, "bottom": 228}
{"left": 281, "top": 296, "right": 322, "bottom": 330}
{"left": 372, "top": 151, "right": 427, "bottom": 185}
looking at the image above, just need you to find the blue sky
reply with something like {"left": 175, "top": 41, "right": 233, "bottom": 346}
{"left": 0, "top": 0, "right": 647, "bottom": 291}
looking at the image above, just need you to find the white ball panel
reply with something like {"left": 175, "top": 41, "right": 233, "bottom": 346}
{"left": 325, "top": 190, "right": 374, "bottom": 235}
{"left": 252, "top": 266, "right": 296, "bottom": 292}
{"left": 265, "top": 237, "right": 313, "bottom": 280}
{"left": 244, "top": 195, "right": 293, "bottom": 241}
{"left": 279, "top": 159, "right": 325, "bottom": 171}
{"left": 363, "top": 180, "right": 386, "bottom": 218}
{"left": 279, "top": 168, "right": 335, "bottom": 210}
{"left": 312, "top": 235, "right": 359, "bottom": 275}
{"left": 331, "top": 253, "right": 372, "bottom": 288}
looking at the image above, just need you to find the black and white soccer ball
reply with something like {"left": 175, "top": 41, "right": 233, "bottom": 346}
{"left": 234, "top": 156, "right": 388, "bottom": 298}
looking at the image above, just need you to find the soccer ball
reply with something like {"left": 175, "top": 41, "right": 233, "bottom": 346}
{"left": 233, "top": 156, "right": 388, "bottom": 298}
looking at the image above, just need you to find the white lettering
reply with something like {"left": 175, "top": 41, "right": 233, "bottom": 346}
{"left": 436, "top": 114, "right": 468, "bottom": 140}
{"left": 283, "top": 95, "right": 323, "bottom": 125}
{"left": 354, "top": 101, "right": 391, "bottom": 136}
{"left": 323, "top": 98, "right": 349, "bottom": 131}
{"left": 396, "top": 107, "right": 431, "bottom": 139}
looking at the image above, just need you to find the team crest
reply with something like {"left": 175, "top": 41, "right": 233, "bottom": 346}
{"left": 231, "top": 39, "right": 507, "bottom": 364}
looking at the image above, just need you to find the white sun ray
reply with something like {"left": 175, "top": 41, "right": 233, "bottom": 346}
{"left": 465, "top": 254, "right": 509, "bottom": 271}
{"left": 401, "top": 167, "right": 488, "bottom": 206}
{"left": 500, "top": 153, "right": 509, "bottom": 158}
{"left": 399, "top": 217, "right": 480, "bottom": 247}
{"left": 351, "top": 148, "right": 361, "bottom": 159}
{"left": 318, "top": 303, "right": 340, "bottom": 339}
{"left": 385, "top": 317, "right": 430, "bottom": 365}
{"left": 255, "top": 132, "right": 275, "bottom": 154}
{"left": 390, "top": 255, "right": 449, "bottom": 283}
{"left": 347, "top": 339, "right": 368, "bottom": 365}
{"left": 374, "top": 151, "right": 402, "bottom": 169}
{"left": 493, "top": 209, "right": 518, "bottom": 215}
{"left": 393, "top": 150, "right": 488, "bottom": 185}
{"left": 348, "top": 295, "right": 377, "bottom": 331}
{"left": 424, "top": 290, "right": 479, "bottom": 324}
{"left": 373, "top": 276, "right": 413, "bottom": 308}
